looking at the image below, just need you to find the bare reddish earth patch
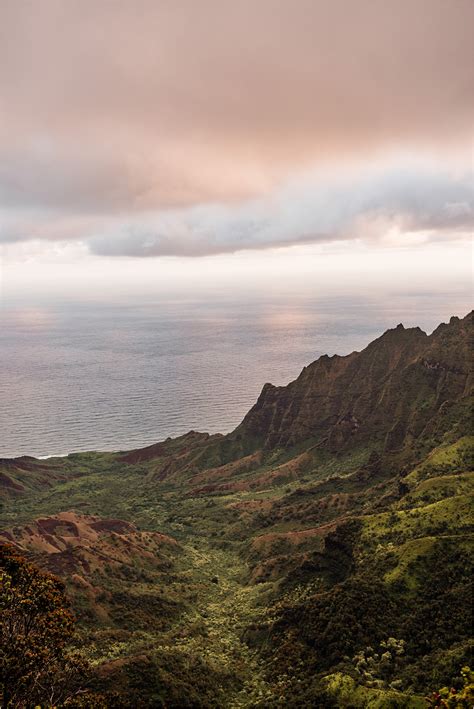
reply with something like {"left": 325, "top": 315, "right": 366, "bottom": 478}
{"left": 0, "top": 510, "right": 179, "bottom": 577}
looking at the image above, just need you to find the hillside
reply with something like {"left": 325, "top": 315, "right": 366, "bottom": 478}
{"left": 0, "top": 312, "right": 472, "bottom": 707}
{"left": 236, "top": 314, "right": 472, "bottom": 455}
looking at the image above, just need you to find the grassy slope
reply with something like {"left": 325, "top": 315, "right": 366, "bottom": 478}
{"left": 0, "top": 430, "right": 472, "bottom": 706}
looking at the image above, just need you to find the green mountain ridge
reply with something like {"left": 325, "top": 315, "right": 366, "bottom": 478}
{"left": 1, "top": 312, "right": 473, "bottom": 707}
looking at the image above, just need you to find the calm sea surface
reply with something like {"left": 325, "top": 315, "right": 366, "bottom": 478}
{"left": 1, "top": 292, "right": 469, "bottom": 457}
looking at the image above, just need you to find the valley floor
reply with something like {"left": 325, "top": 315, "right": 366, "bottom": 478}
{"left": 164, "top": 543, "right": 274, "bottom": 708}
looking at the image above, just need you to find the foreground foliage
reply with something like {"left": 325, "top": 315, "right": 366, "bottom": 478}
{"left": 0, "top": 545, "right": 101, "bottom": 707}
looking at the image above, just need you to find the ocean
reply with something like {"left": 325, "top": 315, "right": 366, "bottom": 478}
{"left": 1, "top": 291, "right": 469, "bottom": 458}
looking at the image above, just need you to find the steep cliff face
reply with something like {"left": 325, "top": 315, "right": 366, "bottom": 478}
{"left": 234, "top": 312, "right": 473, "bottom": 454}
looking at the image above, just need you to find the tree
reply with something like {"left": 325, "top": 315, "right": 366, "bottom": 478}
{"left": 0, "top": 544, "right": 87, "bottom": 707}
{"left": 426, "top": 667, "right": 474, "bottom": 708}
{"left": 352, "top": 637, "right": 406, "bottom": 689}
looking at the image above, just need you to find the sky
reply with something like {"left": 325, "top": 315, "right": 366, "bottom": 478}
{"left": 1, "top": 0, "right": 473, "bottom": 302}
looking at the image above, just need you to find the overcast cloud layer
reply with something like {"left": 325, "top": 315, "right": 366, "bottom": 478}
{"left": 1, "top": 0, "right": 473, "bottom": 258}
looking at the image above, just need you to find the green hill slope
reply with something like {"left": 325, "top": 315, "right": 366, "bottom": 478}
{"left": 1, "top": 312, "right": 472, "bottom": 706}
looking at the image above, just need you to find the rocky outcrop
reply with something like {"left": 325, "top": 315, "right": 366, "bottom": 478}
{"left": 234, "top": 312, "right": 473, "bottom": 454}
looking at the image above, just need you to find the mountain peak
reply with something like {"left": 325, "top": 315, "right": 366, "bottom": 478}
{"left": 236, "top": 313, "right": 471, "bottom": 452}
{"left": 376, "top": 322, "right": 427, "bottom": 342}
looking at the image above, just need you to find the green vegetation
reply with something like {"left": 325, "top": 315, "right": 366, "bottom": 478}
{"left": 0, "top": 312, "right": 472, "bottom": 706}
{"left": 0, "top": 544, "right": 98, "bottom": 707}
{"left": 426, "top": 666, "right": 474, "bottom": 708}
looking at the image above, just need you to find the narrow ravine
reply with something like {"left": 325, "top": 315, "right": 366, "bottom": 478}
{"left": 159, "top": 542, "right": 276, "bottom": 707}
